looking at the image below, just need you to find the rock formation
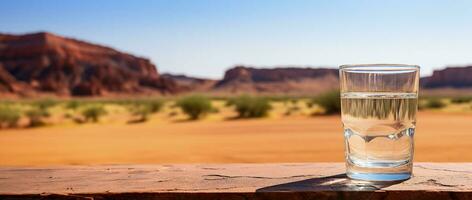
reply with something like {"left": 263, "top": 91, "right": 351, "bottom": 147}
{"left": 161, "top": 74, "right": 217, "bottom": 92}
{"left": 421, "top": 66, "right": 472, "bottom": 88}
{"left": 213, "top": 66, "right": 339, "bottom": 95}
{"left": 1, "top": 31, "right": 471, "bottom": 97}
{"left": 0, "top": 32, "right": 179, "bottom": 97}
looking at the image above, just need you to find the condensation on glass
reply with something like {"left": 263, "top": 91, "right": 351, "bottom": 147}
{"left": 339, "top": 64, "right": 419, "bottom": 181}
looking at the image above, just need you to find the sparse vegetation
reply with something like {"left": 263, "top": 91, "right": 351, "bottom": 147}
{"left": 128, "top": 105, "right": 152, "bottom": 123}
{"left": 81, "top": 105, "right": 107, "bottom": 122}
{"left": 65, "top": 100, "right": 81, "bottom": 110}
{"left": 265, "top": 96, "right": 290, "bottom": 102}
{"left": 34, "top": 99, "right": 58, "bottom": 110}
{"left": 306, "top": 101, "right": 315, "bottom": 108}
{"left": 126, "top": 99, "right": 164, "bottom": 123}
{"left": 0, "top": 94, "right": 468, "bottom": 128}
{"left": 176, "top": 95, "right": 213, "bottom": 120}
{"left": 284, "top": 105, "right": 301, "bottom": 116}
{"left": 310, "top": 90, "right": 340, "bottom": 115}
{"left": 0, "top": 106, "right": 21, "bottom": 129}
{"left": 141, "top": 99, "right": 164, "bottom": 113}
{"left": 451, "top": 97, "right": 472, "bottom": 104}
{"left": 25, "top": 107, "right": 50, "bottom": 127}
{"left": 418, "top": 101, "right": 426, "bottom": 111}
{"left": 425, "top": 98, "right": 446, "bottom": 109}
{"left": 227, "top": 95, "right": 272, "bottom": 118}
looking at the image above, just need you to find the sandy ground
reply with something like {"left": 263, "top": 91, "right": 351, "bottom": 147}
{"left": 0, "top": 111, "right": 471, "bottom": 166}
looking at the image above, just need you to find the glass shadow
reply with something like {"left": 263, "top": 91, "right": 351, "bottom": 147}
{"left": 256, "top": 173, "right": 406, "bottom": 192}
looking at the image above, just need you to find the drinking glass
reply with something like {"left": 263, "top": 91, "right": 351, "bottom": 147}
{"left": 339, "top": 64, "right": 420, "bottom": 181}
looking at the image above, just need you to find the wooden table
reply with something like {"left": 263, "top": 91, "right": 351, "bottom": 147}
{"left": 1, "top": 163, "right": 471, "bottom": 199}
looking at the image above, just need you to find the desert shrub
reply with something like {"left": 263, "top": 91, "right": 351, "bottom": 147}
{"left": 115, "top": 99, "right": 164, "bottom": 110}
{"left": 210, "top": 107, "right": 220, "bottom": 113}
{"left": 128, "top": 105, "right": 152, "bottom": 123}
{"left": 25, "top": 108, "right": 50, "bottom": 127}
{"left": 311, "top": 90, "right": 340, "bottom": 115}
{"left": 263, "top": 95, "right": 288, "bottom": 102}
{"left": 141, "top": 99, "right": 164, "bottom": 113}
{"left": 417, "top": 102, "right": 426, "bottom": 110}
{"left": 418, "top": 97, "right": 431, "bottom": 110}
{"left": 0, "top": 106, "right": 21, "bottom": 128}
{"left": 284, "top": 105, "right": 301, "bottom": 116}
{"left": 425, "top": 98, "right": 446, "bottom": 109}
{"left": 63, "top": 113, "right": 73, "bottom": 119}
{"left": 168, "top": 111, "right": 178, "bottom": 117}
{"left": 126, "top": 99, "right": 164, "bottom": 123}
{"left": 111, "top": 99, "right": 136, "bottom": 106}
{"left": 65, "top": 100, "right": 81, "bottom": 110}
{"left": 306, "top": 101, "right": 315, "bottom": 108}
{"left": 81, "top": 105, "right": 107, "bottom": 122}
{"left": 176, "top": 95, "right": 213, "bottom": 120}
{"left": 451, "top": 97, "right": 472, "bottom": 104}
{"left": 34, "top": 99, "right": 58, "bottom": 110}
{"left": 227, "top": 95, "right": 272, "bottom": 118}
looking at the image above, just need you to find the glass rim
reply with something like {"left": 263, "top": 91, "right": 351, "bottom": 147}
{"left": 339, "top": 64, "right": 420, "bottom": 71}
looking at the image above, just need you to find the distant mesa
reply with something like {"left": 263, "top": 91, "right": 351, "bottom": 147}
{"left": 213, "top": 66, "right": 339, "bottom": 95}
{"left": 1, "top": 32, "right": 471, "bottom": 97}
{"left": 420, "top": 66, "right": 472, "bottom": 88}
{"left": 0, "top": 32, "right": 180, "bottom": 97}
{"left": 0, "top": 30, "right": 342, "bottom": 97}
{"left": 161, "top": 73, "right": 217, "bottom": 92}
{"left": 214, "top": 65, "right": 472, "bottom": 95}
{"left": 164, "top": 66, "right": 340, "bottom": 95}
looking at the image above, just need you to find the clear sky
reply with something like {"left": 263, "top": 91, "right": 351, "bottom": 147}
{"left": 1, "top": 0, "right": 472, "bottom": 78}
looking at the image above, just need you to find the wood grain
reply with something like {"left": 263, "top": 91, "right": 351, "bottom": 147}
{"left": 0, "top": 163, "right": 471, "bottom": 199}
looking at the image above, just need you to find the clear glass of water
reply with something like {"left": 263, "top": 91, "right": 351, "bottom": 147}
{"left": 340, "top": 64, "right": 419, "bottom": 181}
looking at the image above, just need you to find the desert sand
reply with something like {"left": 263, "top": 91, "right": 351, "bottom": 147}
{"left": 0, "top": 111, "right": 471, "bottom": 166}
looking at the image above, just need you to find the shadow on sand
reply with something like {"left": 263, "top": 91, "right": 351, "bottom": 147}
{"left": 256, "top": 174, "right": 405, "bottom": 192}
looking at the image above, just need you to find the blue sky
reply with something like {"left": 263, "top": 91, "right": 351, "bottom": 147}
{"left": 1, "top": 0, "right": 472, "bottom": 78}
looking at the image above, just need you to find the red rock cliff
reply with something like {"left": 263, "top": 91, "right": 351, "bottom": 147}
{"left": 420, "top": 66, "right": 472, "bottom": 88}
{"left": 214, "top": 66, "right": 339, "bottom": 94}
{"left": 0, "top": 32, "right": 179, "bottom": 96}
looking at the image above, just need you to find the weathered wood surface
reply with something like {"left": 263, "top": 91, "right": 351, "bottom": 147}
{"left": 0, "top": 163, "right": 471, "bottom": 200}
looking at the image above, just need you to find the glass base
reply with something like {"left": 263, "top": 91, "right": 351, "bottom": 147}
{"left": 346, "top": 157, "right": 413, "bottom": 181}
{"left": 347, "top": 171, "right": 411, "bottom": 181}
